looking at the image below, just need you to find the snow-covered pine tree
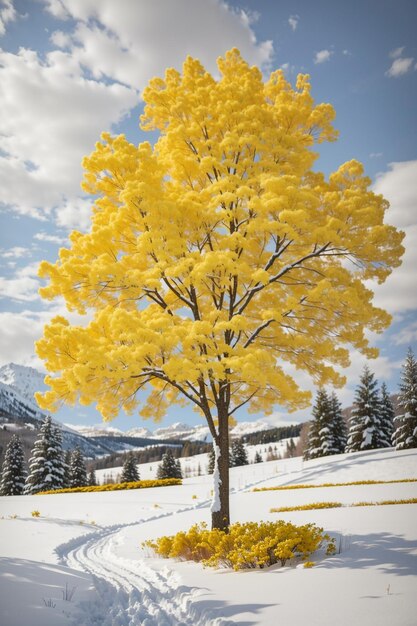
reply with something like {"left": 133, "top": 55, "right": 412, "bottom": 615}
{"left": 69, "top": 447, "right": 88, "bottom": 488}
{"left": 88, "top": 469, "right": 97, "bottom": 486}
{"left": 393, "top": 348, "right": 417, "bottom": 449}
{"left": 306, "top": 389, "right": 332, "bottom": 459}
{"left": 230, "top": 439, "right": 249, "bottom": 467}
{"left": 157, "top": 448, "right": 182, "bottom": 479}
{"left": 63, "top": 449, "right": 72, "bottom": 488}
{"left": 329, "top": 391, "right": 347, "bottom": 453}
{"left": 379, "top": 382, "right": 394, "bottom": 448}
{"left": 175, "top": 458, "right": 183, "bottom": 479}
{"left": 254, "top": 450, "right": 262, "bottom": 463}
{"left": 25, "top": 416, "right": 65, "bottom": 494}
{"left": 120, "top": 452, "right": 140, "bottom": 483}
{"left": 0, "top": 435, "right": 27, "bottom": 496}
{"left": 346, "top": 366, "right": 381, "bottom": 452}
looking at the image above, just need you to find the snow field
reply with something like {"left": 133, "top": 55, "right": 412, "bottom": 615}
{"left": 0, "top": 447, "right": 416, "bottom": 625}
{"left": 95, "top": 438, "right": 295, "bottom": 484}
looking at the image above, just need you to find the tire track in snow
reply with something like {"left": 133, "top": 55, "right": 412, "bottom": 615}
{"left": 57, "top": 503, "right": 233, "bottom": 626}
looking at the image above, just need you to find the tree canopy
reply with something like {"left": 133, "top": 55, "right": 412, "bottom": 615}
{"left": 35, "top": 49, "right": 404, "bottom": 528}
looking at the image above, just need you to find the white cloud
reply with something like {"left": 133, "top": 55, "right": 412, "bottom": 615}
{"left": 1, "top": 0, "right": 273, "bottom": 227}
{"left": 0, "top": 0, "right": 16, "bottom": 36}
{"left": 314, "top": 49, "right": 333, "bottom": 64}
{"left": 0, "top": 246, "right": 31, "bottom": 259}
{"left": 280, "top": 62, "right": 295, "bottom": 74}
{"left": 268, "top": 344, "right": 402, "bottom": 424}
{"left": 374, "top": 160, "right": 417, "bottom": 229}
{"left": 341, "top": 349, "right": 402, "bottom": 387}
{"left": 40, "top": 0, "right": 70, "bottom": 20}
{"left": 0, "top": 47, "right": 137, "bottom": 221}
{"left": 389, "top": 46, "right": 405, "bottom": 59}
{"left": 369, "top": 152, "right": 383, "bottom": 158}
{"left": 393, "top": 320, "right": 417, "bottom": 346}
{"left": 342, "top": 49, "right": 352, "bottom": 56}
{"left": 0, "top": 310, "right": 45, "bottom": 369}
{"left": 0, "top": 301, "right": 92, "bottom": 369}
{"left": 41, "top": 0, "right": 274, "bottom": 88}
{"left": 234, "top": 8, "right": 260, "bottom": 28}
{"left": 368, "top": 160, "right": 417, "bottom": 317}
{"left": 0, "top": 262, "right": 41, "bottom": 302}
{"left": 386, "top": 56, "right": 414, "bottom": 77}
{"left": 50, "top": 29, "right": 71, "bottom": 48}
{"left": 288, "top": 15, "right": 299, "bottom": 31}
{"left": 34, "top": 232, "right": 68, "bottom": 244}
{"left": 55, "top": 197, "right": 92, "bottom": 231}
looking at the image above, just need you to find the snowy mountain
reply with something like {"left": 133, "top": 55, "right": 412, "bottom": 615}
{"left": 0, "top": 379, "right": 47, "bottom": 424}
{"left": 128, "top": 419, "right": 276, "bottom": 441}
{"left": 149, "top": 422, "right": 211, "bottom": 442}
{"left": 74, "top": 420, "right": 275, "bottom": 443}
{"left": 230, "top": 419, "right": 272, "bottom": 438}
{"left": 0, "top": 363, "right": 47, "bottom": 409}
{"left": 69, "top": 425, "right": 126, "bottom": 438}
{"left": 124, "top": 426, "right": 154, "bottom": 439}
{"left": 0, "top": 364, "right": 161, "bottom": 459}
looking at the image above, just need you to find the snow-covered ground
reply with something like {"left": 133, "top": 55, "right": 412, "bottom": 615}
{"left": 1, "top": 448, "right": 416, "bottom": 625}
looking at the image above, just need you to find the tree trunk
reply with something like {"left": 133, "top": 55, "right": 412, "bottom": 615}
{"left": 211, "top": 407, "right": 230, "bottom": 531}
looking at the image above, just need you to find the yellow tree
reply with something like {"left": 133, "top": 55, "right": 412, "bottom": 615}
{"left": 36, "top": 50, "right": 404, "bottom": 530}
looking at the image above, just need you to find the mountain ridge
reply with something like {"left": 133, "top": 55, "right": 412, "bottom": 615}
{"left": 0, "top": 363, "right": 282, "bottom": 443}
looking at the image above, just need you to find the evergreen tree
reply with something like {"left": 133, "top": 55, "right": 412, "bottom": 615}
{"left": 63, "top": 449, "right": 72, "bottom": 488}
{"left": 0, "top": 435, "right": 27, "bottom": 496}
{"left": 285, "top": 438, "right": 296, "bottom": 458}
{"left": 207, "top": 446, "right": 215, "bottom": 474}
{"left": 307, "top": 390, "right": 346, "bottom": 458}
{"left": 379, "top": 383, "right": 394, "bottom": 448}
{"left": 346, "top": 366, "right": 381, "bottom": 452}
{"left": 175, "top": 458, "right": 183, "bottom": 479}
{"left": 157, "top": 448, "right": 182, "bottom": 479}
{"left": 25, "top": 416, "right": 65, "bottom": 494}
{"left": 329, "top": 391, "right": 347, "bottom": 453}
{"left": 306, "top": 389, "right": 331, "bottom": 459}
{"left": 88, "top": 468, "right": 97, "bottom": 486}
{"left": 120, "top": 453, "right": 140, "bottom": 483}
{"left": 393, "top": 348, "right": 417, "bottom": 449}
{"left": 230, "top": 439, "right": 248, "bottom": 467}
{"left": 69, "top": 447, "right": 88, "bottom": 488}
{"left": 254, "top": 450, "right": 262, "bottom": 463}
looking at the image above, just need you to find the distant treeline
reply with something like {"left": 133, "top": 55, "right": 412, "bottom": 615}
{"left": 90, "top": 440, "right": 213, "bottom": 471}
{"left": 89, "top": 425, "right": 302, "bottom": 470}
{"left": 240, "top": 424, "right": 302, "bottom": 446}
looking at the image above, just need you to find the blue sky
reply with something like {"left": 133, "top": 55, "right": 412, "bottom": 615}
{"left": 0, "top": 0, "right": 416, "bottom": 431}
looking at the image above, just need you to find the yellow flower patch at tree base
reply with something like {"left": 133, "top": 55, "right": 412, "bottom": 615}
{"left": 144, "top": 520, "right": 335, "bottom": 571}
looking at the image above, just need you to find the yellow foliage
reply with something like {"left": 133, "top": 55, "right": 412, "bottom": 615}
{"left": 271, "top": 498, "right": 417, "bottom": 512}
{"left": 145, "top": 520, "right": 333, "bottom": 570}
{"left": 36, "top": 478, "right": 181, "bottom": 495}
{"left": 35, "top": 49, "right": 404, "bottom": 430}
{"left": 31, "top": 510, "right": 40, "bottom": 517}
{"left": 271, "top": 502, "right": 342, "bottom": 512}
{"left": 253, "top": 478, "right": 417, "bottom": 492}
{"left": 351, "top": 498, "right": 417, "bottom": 507}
